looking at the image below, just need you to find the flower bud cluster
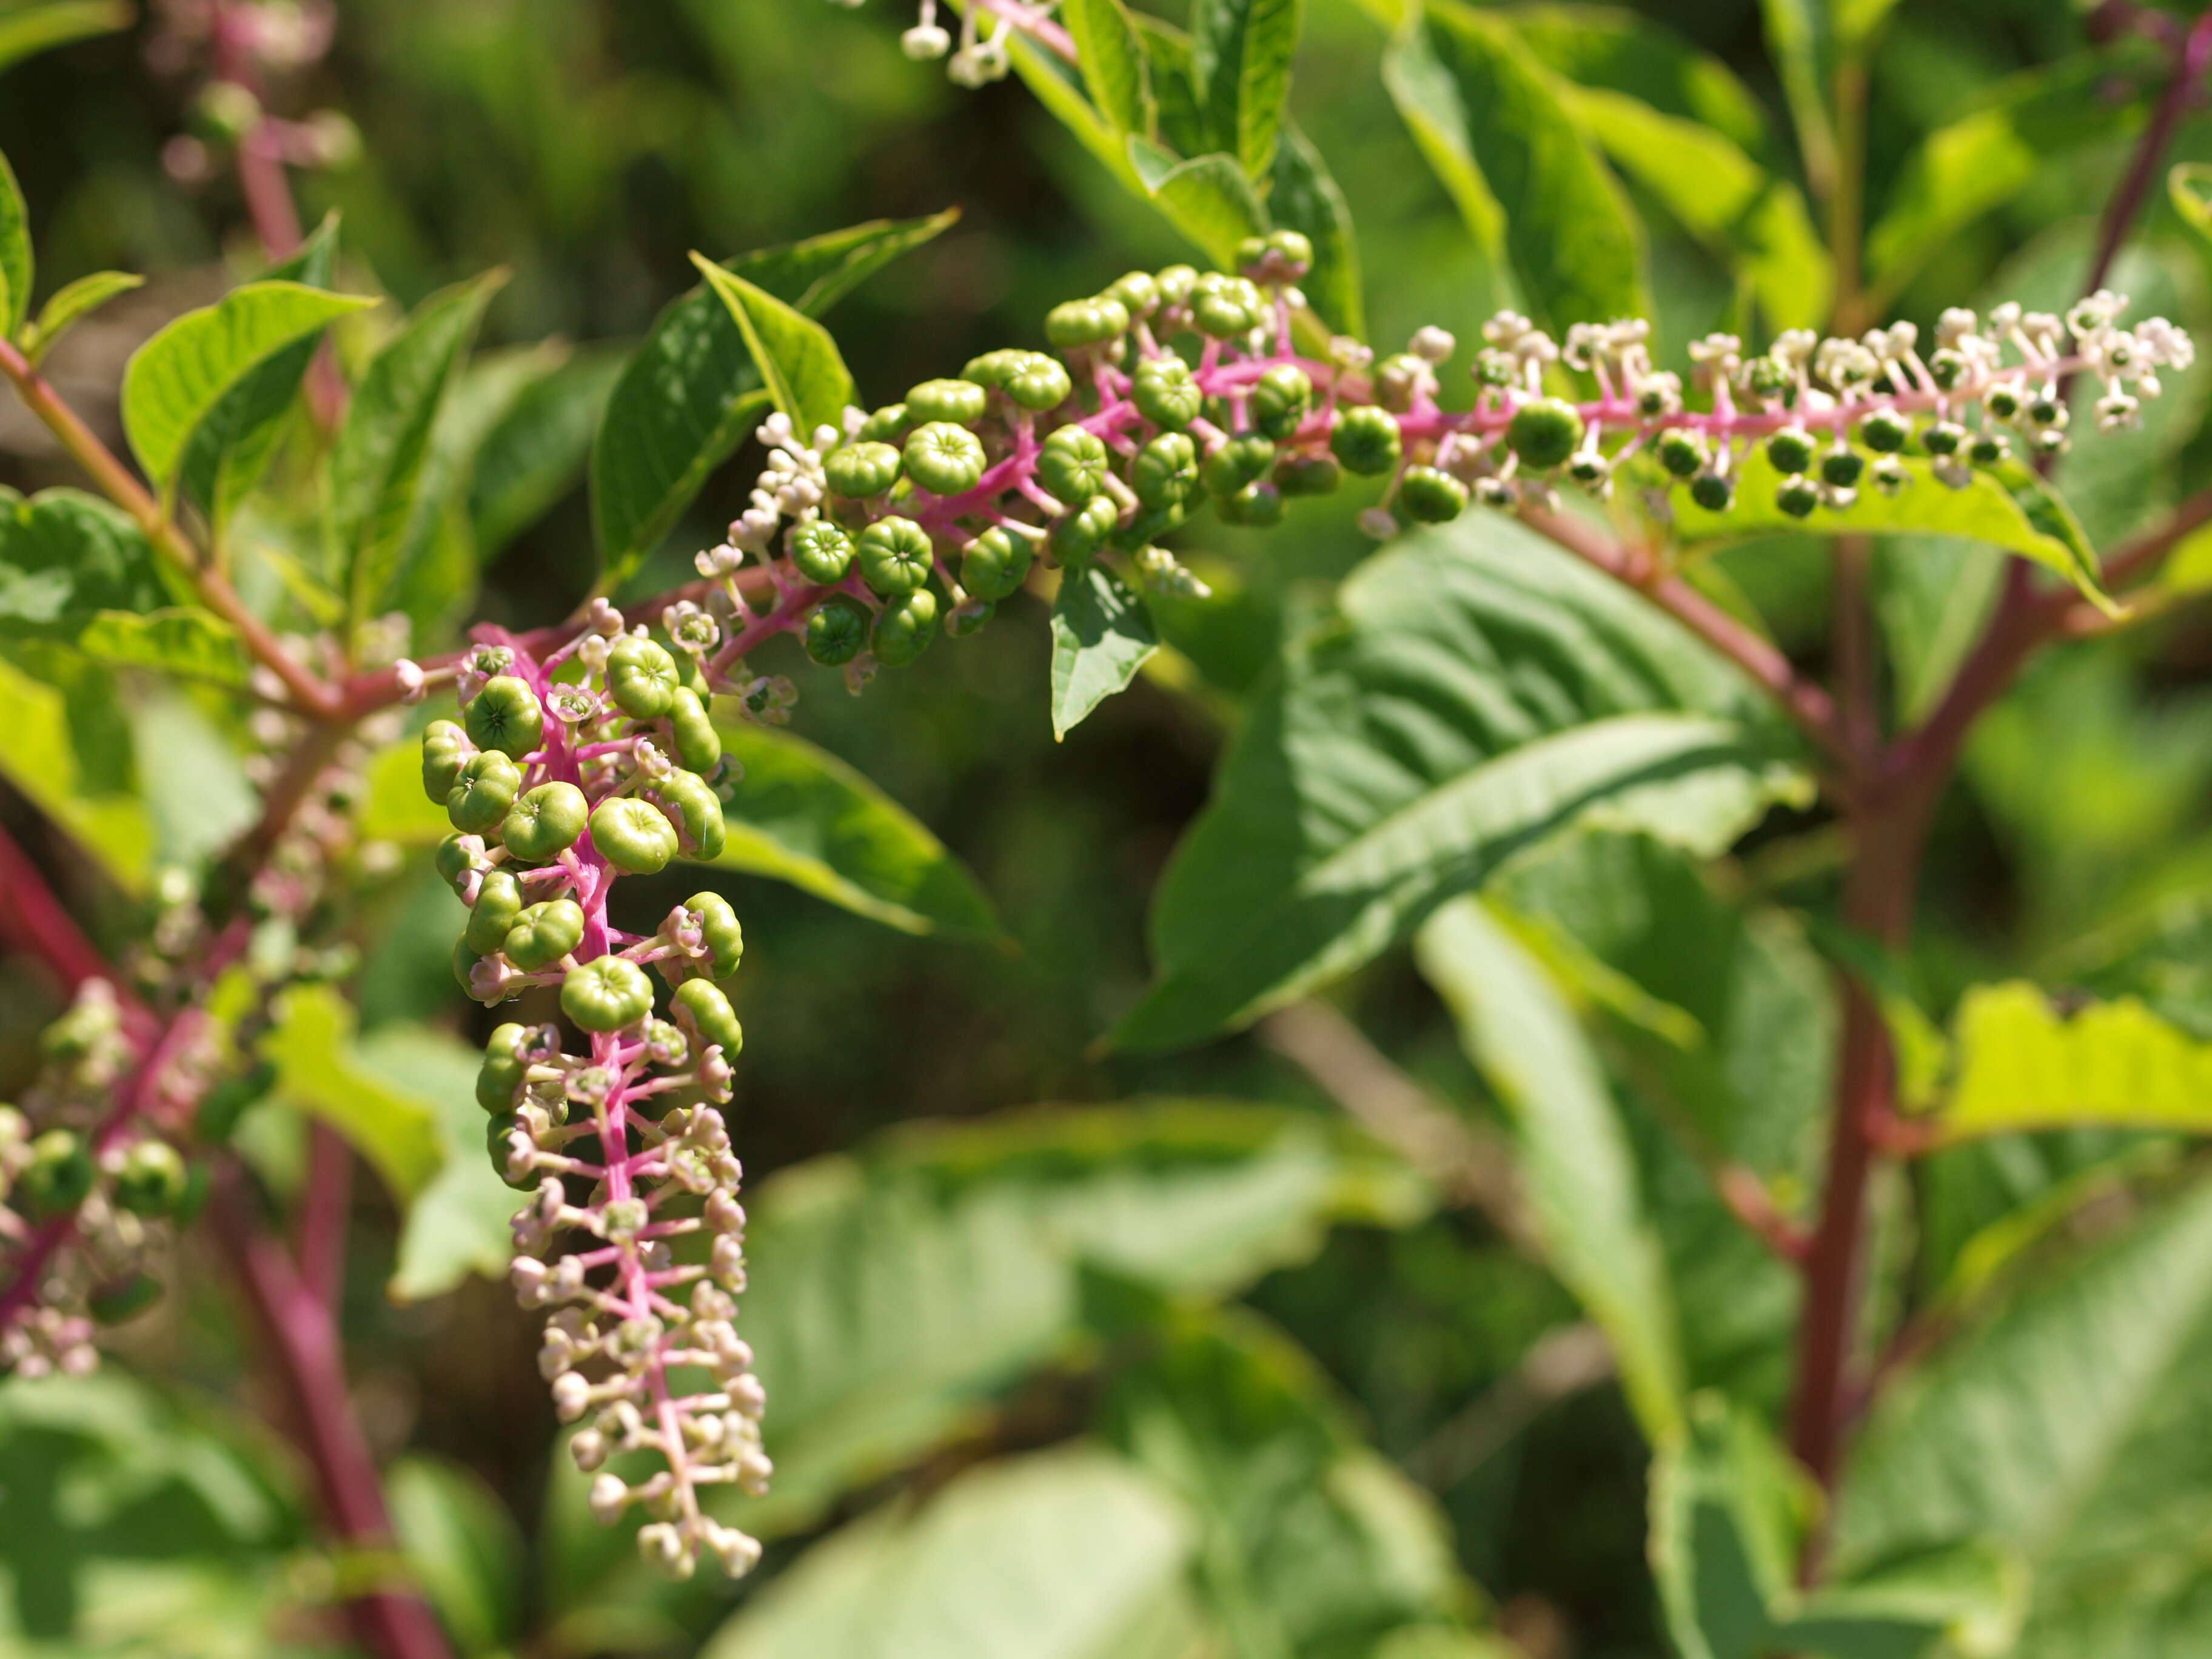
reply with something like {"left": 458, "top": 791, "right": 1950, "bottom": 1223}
{"left": 431, "top": 626, "right": 766, "bottom": 1579}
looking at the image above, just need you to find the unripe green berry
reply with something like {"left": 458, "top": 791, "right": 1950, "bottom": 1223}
{"left": 788, "top": 520, "right": 855, "bottom": 585}
{"left": 2028, "top": 395, "right": 2062, "bottom": 426}
{"left": 1134, "top": 431, "right": 1199, "bottom": 508}
{"left": 856, "top": 405, "right": 908, "bottom": 446}
{"left": 1267, "top": 229, "right": 1314, "bottom": 273}
{"left": 1871, "top": 455, "right": 1909, "bottom": 494}
{"left": 1132, "top": 356, "right": 1202, "bottom": 430}
{"left": 804, "top": 595, "right": 871, "bottom": 666}
{"left": 435, "top": 833, "right": 480, "bottom": 896}
{"left": 454, "top": 937, "right": 484, "bottom": 996}
{"left": 486, "top": 1113, "right": 530, "bottom": 1187}
{"left": 1274, "top": 453, "right": 1342, "bottom": 496}
{"left": 1045, "top": 296, "right": 1131, "bottom": 348}
{"left": 905, "top": 377, "right": 988, "bottom": 426}
{"left": 447, "top": 751, "right": 521, "bottom": 835}
{"left": 1001, "top": 351, "right": 1073, "bottom": 412}
{"left": 466, "top": 676, "right": 544, "bottom": 759}
{"left": 1690, "top": 471, "right": 1734, "bottom": 511}
{"left": 1922, "top": 421, "right": 1965, "bottom": 456}
{"left": 1398, "top": 465, "right": 1469, "bottom": 523}
{"left": 466, "top": 868, "right": 525, "bottom": 954}
{"left": 1655, "top": 429, "right": 1706, "bottom": 478}
{"left": 591, "top": 796, "right": 679, "bottom": 875}
{"left": 1050, "top": 494, "right": 1121, "bottom": 566}
{"left": 856, "top": 515, "right": 936, "bottom": 597}
{"left": 685, "top": 891, "right": 745, "bottom": 979}
{"left": 421, "top": 720, "right": 471, "bottom": 804}
{"left": 562, "top": 956, "right": 655, "bottom": 1034}
{"left": 112, "top": 1139, "right": 189, "bottom": 1218}
{"left": 824, "top": 440, "right": 903, "bottom": 499}
{"left": 1859, "top": 409, "right": 1911, "bottom": 452}
{"left": 1107, "top": 270, "right": 1160, "bottom": 317}
{"left": 1331, "top": 404, "right": 1402, "bottom": 476}
{"left": 1744, "top": 356, "right": 1793, "bottom": 400}
{"left": 1775, "top": 476, "right": 1821, "bottom": 518}
{"left": 871, "top": 589, "right": 939, "bottom": 667}
{"left": 1218, "top": 479, "right": 1283, "bottom": 526}
{"left": 902, "top": 421, "right": 988, "bottom": 496}
{"left": 477, "top": 1023, "right": 531, "bottom": 1113}
{"left": 1155, "top": 265, "right": 1198, "bottom": 309}
{"left": 504, "top": 898, "right": 586, "bottom": 970}
{"left": 652, "top": 769, "right": 727, "bottom": 860}
{"left": 608, "top": 637, "right": 680, "bottom": 720}
{"left": 667, "top": 686, "right": 721, "bottom": 773}
{"left": 1037, "top": 426, "right": 1110, "bottom": 504}
{"left": 963, "top": 350, "right": 1021, "bottom": 389}
{"left": 947, "top": 597, "right": 993, "bottom": 637}
{"left": 1252, "top": 363, "right": 1313, "bottom": 440}
{"left": 1928, "top": 349, "right": 1966, "bottom": 390}
{"left": 1506, "top": 398, "right": 1585, "bottom": 470}
{"left": 20, "top": 1130, "right": 92, "bottom": 1217}
{"left": 1192, "top": 286, "right": 1255, "bottom": 340}
{"left": 1968, "top": 433, "right": 2009, "bottom": 466}
{"left": 1375, "top": 354, "right": 1428, "bottom": 414}
{"left": 1820, "top": 449, "right": 1865, "bottom": 489}
{"left": 960, "top": 527, "right": 1033, "bottom": 602}
{"left": 673, "top": 977, "right": 745, "bottom": 1059}
{"left": 1766, "top": 427, "right": 1815, "bottom": 474}
{"left": 1203, "top": 434, "right": 1275, "bottom": 496}
{"left": 1984, "top": 383, "right": 2021, "bottom": 420}
{"left": 504, "top": 782, "right": 589, "bottom": 863}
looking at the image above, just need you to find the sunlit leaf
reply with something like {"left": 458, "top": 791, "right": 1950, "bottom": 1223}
{"left": 0, "top": 146, "right": 29, "bottom": 338}
{"left": 363, "top": 1020, "right": 520, "bottom": 1302}
{"left": 76, "top": 608, "right": 249, "bottom": 689}
{"left": 1065, "top": 0, "right": 1153, "bottom": 136}
{"left": 0, "top": 486, "right": 164, "bottom": 638}
{"left": 691, "top": 256, "right": 853, "bottom": 440}
{"left": 0, "top": 0, "right": 131, "bottom": 79}
{"left": 1051, "top": 561, "right": 1158, "bottom": 740}
{"left": 359, "top": 737, "right": 455, "bottom": 846}
{"left": 1126, "top": 139, "right": 1268, "bottom": 272}
{"left": 1269, "top": 122, "right": 1364, "bottom": 339}
{"left": 0, "top": 652, "right": 151, "bottom": 890}
{"left": 21, "top": 270, "right": 142, "bottom": 367}
{"left": 261, "top": 984, "right": 446, "bottom": 1202}
{"left": 1190, "top": 0, "right": 1302, "bottom": 181}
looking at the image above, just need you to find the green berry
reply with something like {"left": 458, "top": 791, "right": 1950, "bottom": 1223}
{"left": 1397, "top": 465, "right": 1469, "bottom": 523}
{"left": 1689, "top": 471, "right": 1734, "bottom": 511}
{"left": 804, "top": 595, "right": 871, "bottom": 666}
{"left": 871, "top": 589, "right": 939, "bottom": 667}
{"left": 1331, "top": 405, "right": 1403, "bottom": 476}
{"left": 902, "top": 421, "right": 988, "bottom": 496}
{"left": 1506, "top": 398, "right": 1584, "bottom": 470}
{"left": 905, "top": 377, "right": 988, "bottom": 426}
{"left": 465, "top": 676, "right": 544, "bottom": 760}
{"left": 477, "top": 1023, "right": 531, "bottom": 1113}
{"left": 1655, "top": 430, "right": 1708, "bottom": 478}
{"left": 856, "top": 406, "right": 909, "bottom": 446}
{"left": 1984, "top": 383, "right": 2021, "bottom": 420}
{"left": 1203, "top": 434, "right": 1275, "bottom": 496}
{"left": 466, "top": 868, "right": 525, "bottom": 954}
{"left": 1267, "top": 229, "right": 1314, "bottom": 273}
{"left": 1859, "top": 409, "right": 1911, "bottom": 452}
{"left": 1274, "top": 453, "right": 1342, "bottom": 496}
{"left": 112, "top": 1139, "right": 189, "bottom": 1218}
{"left": 421, "top": 720, "right": 471, "bottom": 804}
{"left": 856, "top": 515, "right": 936, "bottom": 597}
{"left": 1820, "top": 449, "right": 1865, "bottom": 489}
{"left": 1922, "top": 421, "right": 1964, "bottom": 456}
{"left": 1192, "top": 286, "right": 1255, "bottom": 340}
{"left": 788, "top": 520, "right": 855, "bottom": 585}
{"left": 561, "top": 956, "right": 655, "bottom": 1034}
{"left": 962, "top": 350, "right": 1022, "bottom": 389}
{"left": 1037, "top": 426, "right": 1110, "bottom": 503}
{"left": 1218, "top": 479, "right": 1283, "bottom": 526}
{"left": 947, "top": 597, "right": 993, "bottom": 637}
{"left": 1107, "top": 270, "right": 1159, "bottom": 318}
{"left": 447, "top": 751, "right": 521, "bottom": 835}
{"left": 1766, "top": 427, "right": 1815, "bottom": 474}
{"left": 503, "top": 782, "right": 589, "bottom": 863}
{"left": 1375, "top": 354, "right": 1428, "bottom": 414}
{"left": 960, "top": 527, "right": 1034, "bottom": 602}
{"left": 1001, "top": 352, "right": 1073, "bottom": 412}
{"left": 1045, "top": 295, "right": 1131, "bottom": 349}
{"left": 591, "top": 796, "right": 679, "bottom": 875}
{"left": 673, "top": 977, "right": 745, "bottom": 1059}
{"left": 1969, "top": 433, "right": 2009, "bottom": 465}
{"left": 1133, "top": 431, "right": 1199, "bottom": 508}
{"left": 454, "top": 937, "right": 485, "bottom": 996}
{"left": 486, "top": 1113, "right": 530, "bottom": 1187}
{"left": 1252, "top": 364, "right": 1313, "bottom": 440}
{"left": 503, "top": 898, "right": 586, "bottom": 971}
{"left": 1776, "top": 476, "right": 1820, "bottom": 518}
{"left": 1050, "top": 494, "right": 1121, "bottom": 566}
{"left": 1155, "top": 265, "right": 1198, "bottom": 309}
{"left": 434, "top": 832, "right": 480, "bottom": 896}
{"left": 19, "top": 1129, "right": 92, "bottom": 1217}
{"left": 685, "top": 891, "right": 745, "bottom": 979}
{"left": 1928, "top": 349, "right": 1965, "bottom": 390}
{"left": 608, "top": 636, "right": 680, "bottom": 720}
{"left": 652, "top": 769, "right": 727, "bottom": 860}
{"left": 825, "top": 440, "right": 903, "bottom": 498}
{"left": 1132, "top": 356, "right": 1203, "bottom": 431}
{"left": 667, "top": 686, "right": 721, "bottom": 774}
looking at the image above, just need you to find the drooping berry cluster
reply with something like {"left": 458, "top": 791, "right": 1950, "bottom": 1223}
{"left": 428, "top": 618, "right": 766, "bottom": 1581}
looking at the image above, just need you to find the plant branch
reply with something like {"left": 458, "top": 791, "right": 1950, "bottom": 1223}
{"left": 2090, "top": 7, "right": 2212, "bottom": 297}
{"left": 0, "top": 821, "right": 150, "bottom": 1027}
{"left": 296, "top": 1122, "right": 353, "bottom": 1312}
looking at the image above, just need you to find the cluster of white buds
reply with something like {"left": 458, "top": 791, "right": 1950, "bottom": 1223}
{"left": 725, "top": 412, "right": 837, "bottom": 557}
{"left": 882, "top": 0, "right": 1019, "bottom": 82}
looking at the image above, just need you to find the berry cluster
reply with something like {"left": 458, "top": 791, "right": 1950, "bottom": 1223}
{"left": 429, "top": 621, "right": 766, "bottom": 1581}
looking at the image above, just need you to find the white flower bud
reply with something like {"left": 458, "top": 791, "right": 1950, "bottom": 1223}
{"left": 588, "top": 1472, "right": 631, "bottom": 1524}
{"left": 552, "top": 1371, "right": 592, "bottom": 1422}
{"left": 1409, "top": 324, "right": 1455, "bottom": 364}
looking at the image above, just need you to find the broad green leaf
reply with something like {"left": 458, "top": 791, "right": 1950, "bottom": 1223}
{"left": 388, "top": 1454, "right": 523, "bottom": 1658}
{"left": 1382, "top": 1, "right": 1646, "bottom": 329}
{"left": 0, "top": 146, "right": 28, "bottom": 338}
{"left": 261, "top": 984, "right": 445, "bottom": 1202}
{"left": 0, "top": 652, "right": 151, "bottom": 889}
{"left": 2170, "top": 161, "right": 2212, "bottom": 247}
{"left": 175, "top": 212, "right": 343, "bottom": 533}
{"left": 691, "top": 256, "right": 853, "bottom": 441}
{"left": 1866, "top": 58, "right": 2141, "bottom": 307}
{"left": 1561, "top": 85, "right": 1831, "bottom": 331}
{"left": 1416, "top": 896, "right": 1684, "bottom": 1441}
{"left": 1269, "top": 122, "right": 1364, "bottom": 339}
{"left": 363, "top": 1021, "right": 520, "bottom": 1302}
{"left": 1508, "top": 7, "right": 1772, "bottom": 158}
{"left": 703, "top": 720, "right": 1002, "bottom": 939}
{"left": 21, "top": 269, "right": 141, "bottom": 366}
{"left": 76, "top": 608, "right": 250, "bottom": 689}
{"left": 1666, "top": 452, "right": 2115, "bottom": 614}
{"left": 0, "top": 486, "right": 163, "bottom": 638}
{"left": 1874, "top": 537, "right": 2004, "bottom": 722}
{"left": 468, "top": 347, "right": 623, "bottom": 557}
{"left": 328, "top": 269, "right": 506, "bottom": 629}
{"left": 1835, "top": 1179, "right": 2212, "bottom": 1657}
{"left": 1011, "top": 31, "right": 1150, "bottom": 190}
{"left": 1113, "top": 515, "right": 1808, "bottom": 1052}
{"left": 1928, "top": 981, "right": 2212, "bottom": 1142}
{"left": 700, "top": 1448, "right": 1196, "bottom": 1659}
{"left": 1190, "top": 0, "right": 1302, "bottom": 181}
{"left": 1051, "top": 561, "right": 1158, "bottom": 740}
{"left": 1657, "top": 1394, "right": 2024, "bottom": 1659}
{"left": 1126, "top": 139, "right": 1269, "bottom": 272}
{"left": 1759, "top": 0, "right": 1837, "bottom": 187}
{"left": 590, "top": 213, "right": 956, "bottom": 592}
{"left": 0, "top": 1, "right": 130, "bottom": 78}
{"left": 1066, "top": 0, "right": 1153, "bottom": 135}
{"left": 121, "top": 279, "right": 372, "bottom": 495}
{"left": 360, "top": 736, "right": 457, "bottom": 845}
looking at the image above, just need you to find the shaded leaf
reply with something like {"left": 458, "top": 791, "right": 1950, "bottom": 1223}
{"left": 1126, "top": 139, "right": 1268, "bottom": 272}
{"left": 388, "top": 1453, "right": 524, "bottom": 1658}
{"left": 0, "top": 146, "right": 28, "bottom": 338}
{"left": 1759, "top": 0, "right": 1837, "bottom": 201}
{"left": 261, "top": 985, "right": 445, "bottom": 1202}
{"left": 1190, "top": 0, "right": 1302, "bottom": 181}
{"left": 361, "top": 1021, "right": 520, "bottom": 1302}
{"left": 1269, "top": 122, "right": 1364, "bottom": 339}
{"left": 1509, "top": 7, "right": 1773, "bottom": 157}
{"left": 22, "top": 269, "right": 142, "bottom": 366}
{"left": 468, "top": 346, "right": 623, "bottom": 557}
{"left": 0, "top": 0, "right": 130, "bottom": 78}
{"left": 728, "top": 208, "right": 962, "bottom": 316}
{"left": 1052, "top": 561, "right": 1159, "bottom": 740}
{"left": 0, "top": 486, "right": 163, "bottom": 638}
{"left": 692, "top": 256, "right": 853, "bottom": 440}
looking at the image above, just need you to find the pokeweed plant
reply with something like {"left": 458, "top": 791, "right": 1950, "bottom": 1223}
{"left": 4, "top": 0, "right": 2212, "bottom": 1655}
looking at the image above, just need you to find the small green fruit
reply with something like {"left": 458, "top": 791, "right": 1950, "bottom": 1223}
{"left": 857, "top": 515, "right": 936, "bottom": 597}
{"left": 465, "top": 677, "right": 544, "bottom": 759}
{"left": 503, "top": 782, "right": 589, "bottom": 863}
{"left": 590, "top": 796, "right": 679, "bottom": 875}
{"left": 561, "top": 956, "right": 655, "bottom": 1034}
{"left": 902, "top": 421, "right": 988, "bottom": 497}
{"left": 1505, "top": 398, "right": 1584, "bottom": 470}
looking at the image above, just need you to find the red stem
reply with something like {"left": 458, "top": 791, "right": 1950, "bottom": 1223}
{"left": 297, "top": 1122, "right": 354, "bottom": 1311}
{"left": 2088, "top": 8, "right": 2212, "bottom": 296}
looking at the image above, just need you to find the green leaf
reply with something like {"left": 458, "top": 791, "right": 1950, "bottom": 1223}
{"left": 76, "top": 608, "right": 250, "bottom": 688}
{"left": 0, "top": 1, "right": 130, "bottom": 78}
{"left": 1874, "top": 537, "right": 2004, "bottom": 723}
{"left": 1125, "top": 139, "right": 1269, "bottom": 270}
{"left": 388, "top": 1453, "right": 523, "bottom": 1658}
{"left": 1560, "top": 85, "right": 1831, "bottom": 331}
{"left": 700, "top": 1448, "right": 1196, "bottom": 1659}
{"left": 691, "top": 256, "right": 853, "bottom": 441}
{"left": 1381, "top": 1, "right": 1646, "bottom": 329}
{"left": 1835, "top": 1179, "right": 2212, "bottom": 1657}
{"left": 1416, "top": 896, "right": 1686, "bottom": 1441}
{"left": 21, "top": 269, "right": 141, "bottom": 366}
{"left": 358, "top": 737, "right": 457, "bottom": 846}
{"left": 1759, "top": 0, "right": 1837, "bottom": 202}
{"left": 0, "top": 486, "right": 163, "bottom": 638}
{"left": 0, "top": 651, "right": 152, "bottom": 889}
{"left": 1051, "top": 561, "right": 1159, "bottom": 740}
{"left": 1190, "top": 0, "right": 1302, "bottom": 181}
{"left": 2170, "top": 161, "right": 2212, "bottom": 246}
{"left": 1508, "top": 7, "right": 1774, "bottom": 158}
{"left": 0, "top": 146, "right": 28, "bottom": 340}
{"left": 328, "top": 269, "right": 506, "bottom": 629}
{"left": 1269, "top": 122, "right": 1364, "bottom": 339}
{"left": 1113, "top": 515, "right": 1809, "bottom": 1052}
{"left": 121, "top": 279, "right": 373, "bottom": 497}
{"left": 1066, "top": 0, "right": 1154, "bottom": 135}
{"left": 1866, "top": 58, "right": 2140, "bottom": 307}
{"left": 260, "top": 985, "right": 446, "bottom": 1202}
{"left": 361, "top": 1021, "right": 521, "bottom": 1302}
{"left": 728, "top": 208, "right": 962, "bottom": 315}
{"left": 703, "top": 720, "right": 1002, "bottom": 939}
{"left": 1666, "top": 452, "right": 2116, "bottom": 614}
{"left": 468, "top": 346, "right": 623, "bottom": 557}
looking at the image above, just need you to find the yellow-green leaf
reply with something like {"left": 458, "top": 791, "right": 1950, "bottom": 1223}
{"left": 690, "top": 256, "right": 853, "bottom": 440}
{"left": 0, "top": 652, "right": 153, "bottom": 890}
{"left": 260, "top": 985, "right": 446, "bottom": 1202}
